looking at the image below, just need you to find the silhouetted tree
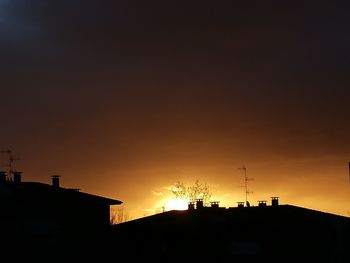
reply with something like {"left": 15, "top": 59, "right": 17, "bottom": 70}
{"left": 171, "top": 181, "right": 187, "bottom": 199}
{"left": 171, "top": 180, "right": 212, "bottom": 205}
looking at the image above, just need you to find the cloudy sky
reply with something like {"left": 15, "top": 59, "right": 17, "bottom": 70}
{"left": 1, "top": 1, "right": 350, "bottom": 218}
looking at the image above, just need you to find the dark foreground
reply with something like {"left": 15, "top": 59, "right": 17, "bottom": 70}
{"left": 2, "top": 205, "right": 350, "bottom": 262}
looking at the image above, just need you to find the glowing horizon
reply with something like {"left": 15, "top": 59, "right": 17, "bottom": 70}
{"left": 2, "top": 1, "right": 350, "bottom": 224}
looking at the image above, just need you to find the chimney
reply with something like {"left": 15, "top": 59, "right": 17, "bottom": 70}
{"left": 51, "top": 175, "right": 60, "bottom": 187}
{"left": 0, "top": 171, "right": 6, "bottom": 184}
{"left": 13, "top": 171, "right": 22, "bottom": 184}
{"left": 258, "top": 200, "right": 267, "bottom": 207}
{"left": 196, "top": 199, "right": 204, "bottom": 209}
{"left": 271, "top": 197, "right": 279, "bottom": 206}
{"left": 188, "top": 201, "right": 195, "bottom": 210}
{"left": 210, "top": 201, "right": 219, "bottom": 208}
{"left": 237, "top": 201, "right": 244, "bottom": 208}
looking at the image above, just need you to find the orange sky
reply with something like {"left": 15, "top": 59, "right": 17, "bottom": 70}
{"left": 1, "top": 1, "right": 350, "bottom": 220}
{"left": 3, "top": 142, "right": 349, "bottom": 220}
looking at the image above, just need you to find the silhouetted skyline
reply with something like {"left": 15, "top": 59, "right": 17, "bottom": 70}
{"left": 1, "top": 1, "right": 350, "bottom": 219}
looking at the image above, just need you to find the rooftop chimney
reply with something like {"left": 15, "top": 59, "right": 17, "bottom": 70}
{"left": 258, "top": 200, "right": 267, "bottom": 207}
{"left": 271, "top": 197, "right": 279, "bottom": 206}
{"left": 196, "top": 199, "right": 204, "bottom": 209}
{"left": 188, "top": 201, "right": 195, "bottom": 210}
{"left": 51, "top": 175, "right": 60, "bottom": 188}
{"left": 210, "top": 201, "right": 220, "bottom": 208}
{"left": 237, "top": 201, "right": 245, "bottom": 208}
{"left": 13, "top": 171, "right": 22, "bottom": 184}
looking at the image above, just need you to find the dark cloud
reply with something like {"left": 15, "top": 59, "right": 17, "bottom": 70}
{"left": 1, "top": 1, "right": 348, "bottom": 133}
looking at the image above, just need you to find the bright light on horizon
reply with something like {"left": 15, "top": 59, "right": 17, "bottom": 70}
{"left": 166, "top": 198, "right": 189, "bottom": 211}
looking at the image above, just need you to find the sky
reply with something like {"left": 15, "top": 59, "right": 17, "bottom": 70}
{"left": 1, "top": 0, "right": 350, "bottom": 219}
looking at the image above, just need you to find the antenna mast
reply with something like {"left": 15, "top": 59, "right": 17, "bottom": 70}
{"left": 1, "top": 149, "right": 20, "bottom": 181}
{"left": 238, "top": 165, "right": 253, "bottom": 206}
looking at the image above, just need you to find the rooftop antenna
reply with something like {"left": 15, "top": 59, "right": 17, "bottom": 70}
{"left": 1, "top": 149, "right": 20, "bottom": 181}
{"left": 238, "top": 165, "right": 253, "bottom": 207}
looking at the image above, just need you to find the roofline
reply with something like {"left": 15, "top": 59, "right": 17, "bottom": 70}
{"left": 73, "top": 190, "right": 123, "bottom": 205}
{"left": 19, "top": 182, "right": 123, "bottom": 205}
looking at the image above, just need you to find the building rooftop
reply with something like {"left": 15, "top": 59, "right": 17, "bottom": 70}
{"left": 0, "top": 173, "right": 122, "bottom": 205}
{"left": 111, "top": 204, "right": 350, "bottom": 260}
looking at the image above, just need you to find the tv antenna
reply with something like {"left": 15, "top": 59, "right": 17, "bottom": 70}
{"left": 0, "top": 149, "right": 20, "bottom": 181}
{"left": 238, "top": 165, "right": 253, "bottom": 207}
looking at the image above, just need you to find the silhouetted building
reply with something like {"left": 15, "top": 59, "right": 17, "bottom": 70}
{"left": 0, "top": 172, "right": 122, "bottom": 228}
{"left": 112, "top": 204, "right": 350, "bottom": 261}
{"left": 0, "top": 171, "right": 123, "bottom": 259}
{"left": 0, "top": 171, "right": 122, "bottom": 233}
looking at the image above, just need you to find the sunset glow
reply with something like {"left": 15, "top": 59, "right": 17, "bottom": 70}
{"left": 166, "top": 198, "right": 189, "bottom": 211}
{"left": 1, "top": 1, "right": 350, "bottom": 222}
